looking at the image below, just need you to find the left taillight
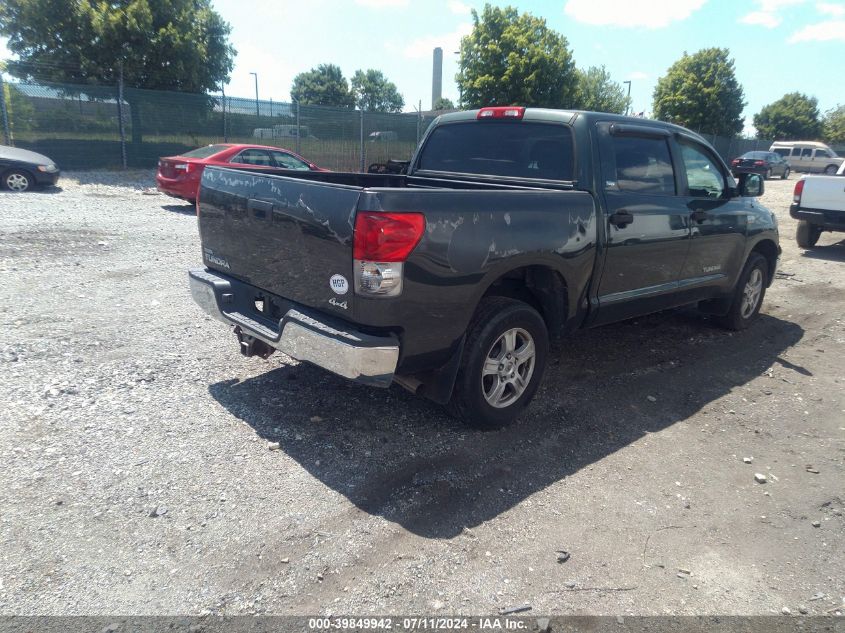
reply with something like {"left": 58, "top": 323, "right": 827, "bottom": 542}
{"left": 353, "top": 212, "right": 425, "bottom": 297}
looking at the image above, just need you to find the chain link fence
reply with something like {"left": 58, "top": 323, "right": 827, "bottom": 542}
{"left": 1, "top": 78, "right": 792, "bottom": 172}
{"left": 0, "top": 79, "right": 439, "bottom": 171}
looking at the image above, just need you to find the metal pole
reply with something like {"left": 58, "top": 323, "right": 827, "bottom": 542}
{"left": 0, "top": 73, "right": 12, "bottom": 146}
{"left": 416, "top": 100, "right": 421, "bottom": 145}
{"left": 117, "top": 64, "right": 128, "bottom": 169}
{"left": 250, "top": 72, "right": 259, "bottom": 117}
{"left": 623, "top": 80, "right": 632, "bottom": 116}
{"left": 359, "top": 108, "right": 365, "bottom": 172}
{"left": 221, "top": 84, "right": 228, "bottom": 142}
{"left": 295, "top": 100, "right": 301, "bottom": 155}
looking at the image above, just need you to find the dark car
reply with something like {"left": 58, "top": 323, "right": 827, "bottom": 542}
{"left": 189, "top": 107, "right": 779, "bottom": 428}
{"left": 731, "top": 151, "right": 790, "bottom": 180}
{"left": 0, "top": 145, "right": 61, "bottom": 192}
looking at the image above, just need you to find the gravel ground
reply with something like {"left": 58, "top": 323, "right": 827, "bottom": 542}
{"left": 0, "top": 171, "right": 843, "bottom": 616}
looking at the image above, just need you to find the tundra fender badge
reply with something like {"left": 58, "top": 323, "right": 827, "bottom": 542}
{"left": 329, "top": 274, "right": 349, "bottom": 295}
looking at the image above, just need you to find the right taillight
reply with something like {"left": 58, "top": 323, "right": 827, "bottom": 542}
{"left": 793, "top": 179, "right": 804, "bottom": 204}
{"left": 353, "top": 212, "right": 425, "bottom": 297}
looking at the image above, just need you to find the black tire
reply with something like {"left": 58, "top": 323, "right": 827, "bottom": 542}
{"left": 824, "top": 165, "right": 837, "bottom": 175}
{"left": 449, "top": 297, "right": 549, "bottom": 429}
{"left": 796, "top": 220, "right": 821, "bottom": 248}
{"left": 716, "top": 253, "right": 768, "bottom": 331}
{"left": 764, "top": 168, "right": 772, "bottom": 180}
{"left": 781, "top": 166, "right": 790, "bottom": 180}
{"left": 2, "top": 169, "right": 33, "bottom": 192}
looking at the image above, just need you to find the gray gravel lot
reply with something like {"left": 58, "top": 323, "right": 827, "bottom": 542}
{"left": 0, "top": 171, "right": 843, "bottom": 616}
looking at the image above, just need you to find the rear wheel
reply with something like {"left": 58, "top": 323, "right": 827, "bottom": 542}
{"left": 781, "top": 166, "right": 790, "bottom": 180}
{"left": 824, "top": 165, "right": 837, "bottom": 175}
{"left": 716, "top": 253, "right": 768, "bottom": 331}
{"left": 3, "top": 169, "right": 33, "bottom": 192}
{"left": 449, "top": 297, "right": 548, "bottom": 429}
{"left": 796, "top": 220, "right": 821, "bottom": 248}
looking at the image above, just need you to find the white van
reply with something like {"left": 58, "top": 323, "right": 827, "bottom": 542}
{"left": 253, "top": 125, "right": 313, "bottom": 140}
{"left": 769, "top": 141, "right": 842, "bottom": 175}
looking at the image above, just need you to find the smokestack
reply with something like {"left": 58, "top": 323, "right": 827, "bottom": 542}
{"left": 432, "top": 47, "right": 443, "bottom": 109}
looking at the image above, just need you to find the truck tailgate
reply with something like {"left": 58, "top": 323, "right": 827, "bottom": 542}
{"left": 801, "top": 175, "right": 845, "bottom": 211}
{"left": 197, "top": 167, "right": 359, "bottom": 314}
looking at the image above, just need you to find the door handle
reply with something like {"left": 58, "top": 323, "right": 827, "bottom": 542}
{"left": 609, "top": 209, "right": 634, "bottom": 228}
{"left": 691, "top": 209, "right": 708, "bottom": 223}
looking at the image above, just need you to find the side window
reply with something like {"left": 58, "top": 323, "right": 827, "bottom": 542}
{"left": 801, "top": 148, "right": 813, "bottom": 158}
{"left": 817, "top": 149, "right": 834, "bottom": 158}
{"left": 773, "top": 148, "right": 790, "bottom": 158}
{"left": 680, "top": 142, "right": 725, "bottom": 198}
{"left": 231, "top": 149, "right": 273, "bottom": 166}
{"left": 272, "top": 151, "right": 310, "bottom": 170}
{"left": 609, "top": 136, "right": 675, "bottom": 195}
{"left": 792, "top": 147, "right": 802, "bottom": 157}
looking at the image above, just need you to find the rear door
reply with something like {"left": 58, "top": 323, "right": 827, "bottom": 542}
{"left": 197, "top": 168, "right": 360, "bottom": 317}
{"left": 593, "top": 122, "right": 691, "bottom": 323}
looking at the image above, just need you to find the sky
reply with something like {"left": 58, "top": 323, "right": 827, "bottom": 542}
{"left": 1, "top": 0, "right": 843, "bottom": 135}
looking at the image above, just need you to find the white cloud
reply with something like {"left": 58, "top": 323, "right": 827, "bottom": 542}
{"left": 563, "top": 0, "right": 706, "bottom": 28}
{"left": 354, "top": 0, "right": 409, "bottom": 7}
{"left": 739, "top": 10, "right": 781, "bottom": 27}
{"left": 403, "top": 23, "right": 472, "bottom": 59}
{"left": 739, "top": 0, "right": 807, "bottom": 28}
{"left": 788, "top": 18, "right": 845, "bottom": 41}
{"left": 447, "top": 0, "right": 472, "bottom": 14}
{"left": 628, "top": 71, "right": 649, "bottom": 80}
{"left": 817, "top": 1, "right": 845, "bottom": 15}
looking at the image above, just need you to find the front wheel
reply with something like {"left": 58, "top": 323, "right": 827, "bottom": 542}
{"left": 716, "top": 253, "right": 768, "bottom": 331}
{"left": 796, "top": 220, "right": 821, "bottom": 248}
{"left": 781, "top": 167, "right": 790, "bottom": 180}
{"left": 3, "top": 170, "right": 33, "bottom": 192}
{"left": 449, "top": 297, "right": 549, "bottom": 429}
{"left": 764, "top": 168, "right": 772, "bottom": 180}
{"left": 824, "top": 165, "right": 837, "bottom": 175}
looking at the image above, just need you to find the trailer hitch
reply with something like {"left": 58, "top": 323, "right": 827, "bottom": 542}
{"left": 234, "top": 326, "right": 275, "bottom": 359}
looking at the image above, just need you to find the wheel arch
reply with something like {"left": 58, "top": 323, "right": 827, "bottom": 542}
{"left": 478, "top": 264, "right": 569, "bottom": 340}
{"left": 749, "top": 238, "right": 779, "bottom": 287}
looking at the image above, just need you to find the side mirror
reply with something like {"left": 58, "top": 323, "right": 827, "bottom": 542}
{"left": 738, "top": 172, "right": 764, "bottom": 197}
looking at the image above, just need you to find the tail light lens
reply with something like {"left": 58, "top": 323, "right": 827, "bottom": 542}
{"left": 353, "top": 212, "right": 425, "bottom": 297}
{"left": 731, "top": 159, "right": 739, "bottom": 165}
{"left": 793, "top": 179, "right": 804, "bottom": 204}
{"left": 754, "top": 160, "right": 765, "bottom": 166}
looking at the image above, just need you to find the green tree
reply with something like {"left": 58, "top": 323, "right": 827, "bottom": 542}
{"left": 576, "top": 66, "right": 630, "bottom": 114}
{"left": 351, "top": 69, "right": 404, "bottom": 112}
{"left": 753, "top": 93, "right": 822, "bottom": 140}
{"left": 433, "top": 97, "right": 455, "bottom": 111}
{"left": 652, "top": 48, "right": 745, "bottom": 136}
{"left": 0, "top": 0, "right": 235, "bottom": 144}
{"left": 457, "top": 4, "right": 578, "bottom": 109}
{"left": 291, "top": 64, "right": 354, "bottom": 108}
{"left": 821, "top": 104, "right": 844, "bottom": 145}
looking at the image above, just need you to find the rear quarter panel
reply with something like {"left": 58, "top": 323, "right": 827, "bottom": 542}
{"left": 355, "top": 188, "right": 597, "bottom": 370}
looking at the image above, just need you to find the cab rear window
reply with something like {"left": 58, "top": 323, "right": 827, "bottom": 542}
{"left": 417, "top": 122, "right": 574, "bottom": 181}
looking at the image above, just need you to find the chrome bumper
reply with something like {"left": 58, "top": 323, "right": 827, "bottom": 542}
{"left": 189, "top": 268, "right": 399, "bottom": 387}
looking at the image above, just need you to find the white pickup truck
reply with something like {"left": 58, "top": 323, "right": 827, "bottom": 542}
{"left": 791, "top": 161, "right": 845, "bottom": 247}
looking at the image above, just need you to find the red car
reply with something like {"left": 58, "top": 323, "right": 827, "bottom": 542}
{"left": 156, "top": 143, "right": 325, "bottom": 203}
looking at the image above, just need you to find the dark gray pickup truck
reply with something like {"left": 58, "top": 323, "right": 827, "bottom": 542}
{"left": 189, "top": 107, "right": 779, "bottom": 427}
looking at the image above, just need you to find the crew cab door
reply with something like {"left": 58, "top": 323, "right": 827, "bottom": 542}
{"left": 592, "top": 122, "right": 691, "bottom": 325}
{"left": 675, "top": 137, "right": 747, "bottom": 295}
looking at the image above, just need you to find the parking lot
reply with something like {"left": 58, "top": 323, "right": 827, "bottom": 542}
{"left": 0, "top": 173, "right": 842, "bottom": 616}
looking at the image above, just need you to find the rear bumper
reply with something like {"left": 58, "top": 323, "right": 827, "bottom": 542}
{"left": 790, "top": 204, "right": 845, "bottom": 231}
{"left": 189, "top": 268, "right": 399, "bottom": 387}
{"left": 156, "top": 174, "right": 197, "bottom": 200}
